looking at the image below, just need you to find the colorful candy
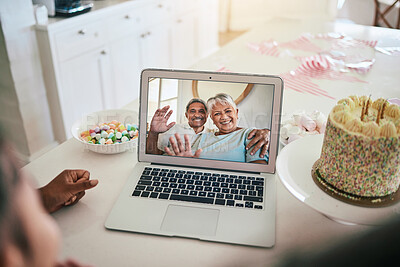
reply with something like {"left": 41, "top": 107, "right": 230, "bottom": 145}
{"left": 80, "top": 121, "right": 138, "bottom": 145}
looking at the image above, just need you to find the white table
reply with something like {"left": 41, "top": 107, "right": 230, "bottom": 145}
{"left": 23, "top": 19, "right": 400, "bottom": 266}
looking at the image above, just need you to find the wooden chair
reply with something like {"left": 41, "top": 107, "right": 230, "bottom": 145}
{"left": 373, "top": 0, "right": 400, "bottom": 29}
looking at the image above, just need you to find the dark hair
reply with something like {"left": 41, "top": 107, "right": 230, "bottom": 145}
{"left": 185, "top": 98, "right": 207, "bottom": 113}
{"left": 0, "top": 131, "right": 31, "bottom": 265}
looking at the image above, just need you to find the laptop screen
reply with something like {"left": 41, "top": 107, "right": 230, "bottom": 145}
{"left": 138, "top": 69, "right": 283, "bottom": 174}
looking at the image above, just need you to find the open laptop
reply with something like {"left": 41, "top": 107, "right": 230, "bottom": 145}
{"left": 105, "top": 69, "right": 283, "bottom": 247}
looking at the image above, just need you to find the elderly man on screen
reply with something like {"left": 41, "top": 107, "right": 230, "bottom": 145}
{"left": 146, "top": 97, "right": 270, "bottom": 158}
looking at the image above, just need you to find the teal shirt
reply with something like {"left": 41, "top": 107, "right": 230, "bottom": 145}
{"left": 192, "top": 128, "right": 269, "bottom": 163}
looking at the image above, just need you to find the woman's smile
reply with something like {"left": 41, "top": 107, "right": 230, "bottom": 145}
{"left": 210, "top": 102, "right": 239, "bottom": 135}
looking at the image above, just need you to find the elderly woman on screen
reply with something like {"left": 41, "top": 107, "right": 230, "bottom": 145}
{"left": 166, "top": 93, "right": 268, "bottom": 164}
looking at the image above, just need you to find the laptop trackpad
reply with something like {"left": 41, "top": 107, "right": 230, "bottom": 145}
{"left": 161, "top": 205, "right": 219, "bottom": 237}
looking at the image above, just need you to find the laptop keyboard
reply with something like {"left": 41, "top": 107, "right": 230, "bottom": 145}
{"left": 132, "top": 167, "right": 264, "bottom": 209}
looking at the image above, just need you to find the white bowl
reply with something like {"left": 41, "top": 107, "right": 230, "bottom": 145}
{"left": 71, "top": 109, "right": 139, "bottom": 154}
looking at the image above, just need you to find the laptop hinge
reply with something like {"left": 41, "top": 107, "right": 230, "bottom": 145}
{"left": 149, "top": 162, "right": 262, "bottom": 175}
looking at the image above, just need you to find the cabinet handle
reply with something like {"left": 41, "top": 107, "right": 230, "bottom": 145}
{"left": 140, "top": 33, "right": 146, "bottom": 38}
{"left": 177, "top": 19, "right": 182, "bottom": 23}
{"left": 125, "top": 15, "right": 130, "bottom": 19}
{"left": 101, "top": 50, "right": 107, "bottom": 55}
{"left": 158, "top": 4, "right": 163, "bottom": 8}
{"left": 147, "top": 31, "right": 151, "bottom": 36}
{"left": 78, "top": 29, "right": 86, "bottom": 35}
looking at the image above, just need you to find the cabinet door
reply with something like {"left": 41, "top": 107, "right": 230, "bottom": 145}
{"left": 139, "top": 24, "right": 172, "bottom": 69}
{"left": 59, "top": 47, "right": 112, "bottom": 138}
{"left": 198, "top": 0, "right": 219, "bottom": 58}
{"left": 171, "top": 12, "right": 198, "bottom": 68}
{"left": 109, "top": 34, "right": 142, "bottom": 108}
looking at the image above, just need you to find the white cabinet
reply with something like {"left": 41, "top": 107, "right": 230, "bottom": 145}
{"left": 107, "top": 10, "right": 143, "bottom": 108}
{"left": 109, "top": 35, "right": 142, "bottom": 108}
{"left": 171, "top": 12, "right": 198, "bottom": 68}
{"left": 59, "top": 47, "right": 113, "bottom": 132}
{"left": 139, "top": 23, "right": 172, "bottom": 69}
{"left": 36, "top": 0, "right": 219, "bottom": 142}
{"left": 198, "top": 0, "right": 219, "bottom": 57}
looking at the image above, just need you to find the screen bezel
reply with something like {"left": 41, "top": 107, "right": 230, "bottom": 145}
{"left": 138, "top": 69, "right": 283, "bottom": 174}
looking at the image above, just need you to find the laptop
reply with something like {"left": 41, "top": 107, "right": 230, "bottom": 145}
{"left": 105, "top": 69, "right": 283, "bottom": 247}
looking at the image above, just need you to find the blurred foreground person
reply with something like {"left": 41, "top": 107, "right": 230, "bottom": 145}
{"left": 0, "top": 131, "right": 97, "bottom": 267}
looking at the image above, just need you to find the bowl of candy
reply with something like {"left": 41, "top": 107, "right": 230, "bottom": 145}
{"left": 71, "top": 109, "right": 139, "bottom": 154}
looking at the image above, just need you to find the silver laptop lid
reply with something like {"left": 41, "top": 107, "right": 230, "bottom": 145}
{"left": 138, "top": 69, "right": 283, "bottom": 173}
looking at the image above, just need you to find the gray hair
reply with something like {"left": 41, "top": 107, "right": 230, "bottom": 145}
{"left": 207, "top": 93, "right": 237, "bottom": 113}
{"left": 185, "top": 98, "right": 207, "bottom": 113}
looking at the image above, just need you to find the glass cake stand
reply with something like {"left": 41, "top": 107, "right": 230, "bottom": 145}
{"left": 276, "top": 134, "right": 400, "bottom": 225}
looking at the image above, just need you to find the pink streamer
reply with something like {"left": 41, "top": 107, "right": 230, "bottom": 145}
{"left": 280, "top": 35, "right": 323, "bottom": 53}
{"left": 247, "top": 40, "right": 282, "bottom": 57}
{"left": 216, "top": 66, "right": 232, "bottom": 72}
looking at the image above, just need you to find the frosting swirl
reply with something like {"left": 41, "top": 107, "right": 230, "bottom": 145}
{"left": 380, "top": 121, "right": 397, "bottom": 137}
{"left": 332, "top": 104, "right": 350, "bottom": 114}
{"left": 385, "top": 104, "right": 400, "bottom": 119}
{"left": 337, "top": 98, "right": 355, "bottom": 109}
{"left": 332, "top": 110, "right": 352, "bottom": 125}
{"left": 348, "top": 95, "right": 360, "bottom": 106}
{"left": 362, "top": 121, "right": 380, "bottom": 137}
{"left": 372, "top": 98, "right": 387, "bottom": 110}
{"left": 358, "top": 95, "right": 372, "bottom": 108}
{"left": 344, "top": 118, "right": 363, "bottom": 133}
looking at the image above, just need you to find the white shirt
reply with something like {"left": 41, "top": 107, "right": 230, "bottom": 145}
{"left": 157, "top": 123, "right": 213, "bottom": 152}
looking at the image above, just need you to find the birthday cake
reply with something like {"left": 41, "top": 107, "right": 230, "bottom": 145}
{"left": 312, "top": 96, "right": 400, "bottom": 206}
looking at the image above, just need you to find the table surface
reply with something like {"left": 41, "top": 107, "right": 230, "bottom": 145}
{"left": 23, "top": 18, "right": 400, "bottom": 266}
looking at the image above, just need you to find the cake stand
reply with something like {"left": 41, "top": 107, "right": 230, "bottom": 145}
{"left": 276, "top": 134, "right": 400, "bottom": 225}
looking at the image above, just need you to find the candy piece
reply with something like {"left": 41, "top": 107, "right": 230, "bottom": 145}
{"left": 108, "top": 132, "right": 114, "bottom": 139}
{"left": 94, "top": 127, "right": 100, "bottom": 133}
{"left": 80, "top": 130, "right": 89, "bottom": 137}
{"left": 300, "top": 115, "right": 316, "bottom": 132}
{"left": 293, "top": 111, "right": 306, "bottom": 125}
{"left": 121, "top": 130, "right": 128, "bottom": 136}
{"left": 105, "top": 139, "right": 113, "bottom": 144}
{"left": 126, "top": 124, "right": 132, "bottom": 131}
{"left": 95, "top": 133, "right": 101, "bottom": 140}
{"left": 116, "top": 132, "right": 122, "bottom": 139}
{"left": 288, "top": 125, "right": 302, "bottom": 136}
{"left": 90, "top": 132, "right": 96, "bottom": 138}
{"left": 101, "top": 130, "right": 108, "bottom": 138}
{"left": 121, "top": 136, "right": 129, "bottom": 142}
{"left": 281, "top": 124, "right": 293, "bottom": 140}
{"left": 99, "top": 138, "right": 106, "bottom": 145}
{"left": 118, "top": 125, "right": 126, "bottom": 131}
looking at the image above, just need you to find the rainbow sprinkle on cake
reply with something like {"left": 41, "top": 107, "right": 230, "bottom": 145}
{"left": 313, "top": 96, "right": 400, "bottom": 205}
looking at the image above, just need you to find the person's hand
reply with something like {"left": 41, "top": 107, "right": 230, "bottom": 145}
{"left": 165, "top": 133, "right": 202, "bottom": 158}
{"left": 56, "top": 258, "right": 94, "bottom": 267}
{"left": 39, "top": 169, "right": 98, "bottom": 213}
{"left": 246, "top": 129, "right": 270, "bottom": 158}
{"left": 150, "top": 105, "right": 176, "bottom": 133}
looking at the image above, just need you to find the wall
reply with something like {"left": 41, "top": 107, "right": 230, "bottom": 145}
{"left": 220, "top": 0, "right": 340, "bottom": 31}
{"left": 0, "top": 0, "right": 57, "bottom": 164}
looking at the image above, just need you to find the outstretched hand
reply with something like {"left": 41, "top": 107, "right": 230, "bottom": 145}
{"left": 246, "top": 129, "right": 270, "bottom": 158}
{"left": 150, "top": 105, "right": 176, "bottom": 133}
{"left": 39, "top": 169, "right": 98, "bottom": 213}
{"left": 165, "top": 133, "right": 202, "bottom": 158}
